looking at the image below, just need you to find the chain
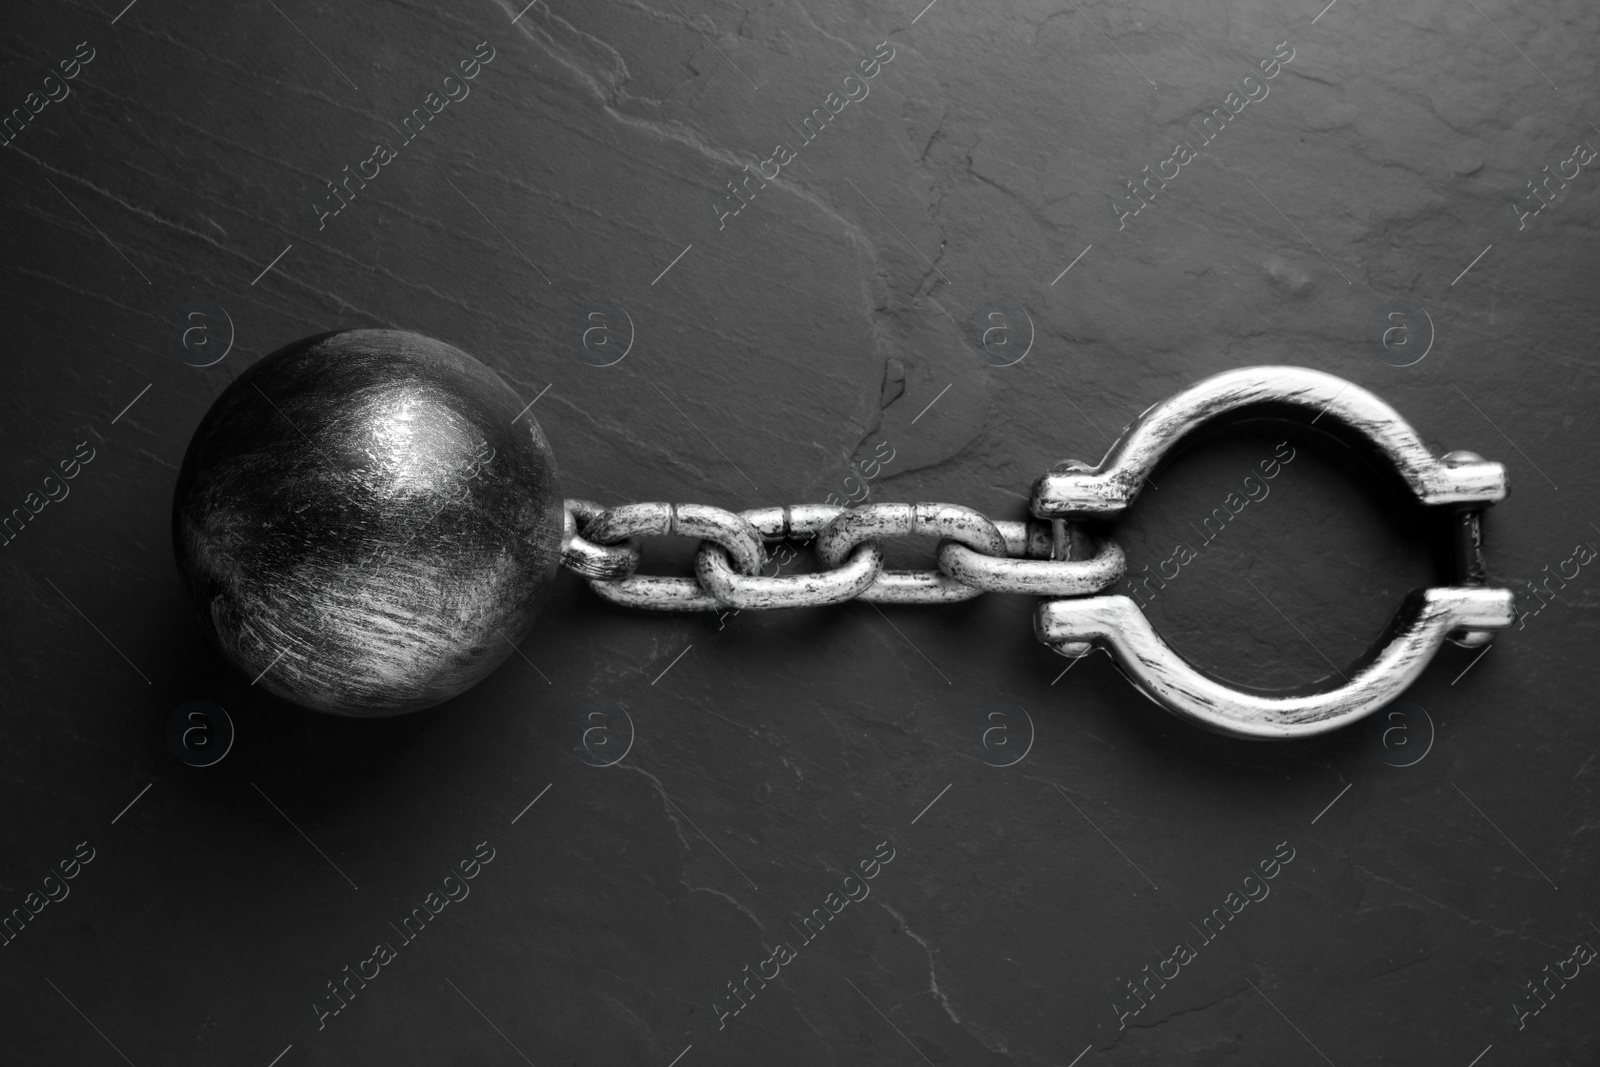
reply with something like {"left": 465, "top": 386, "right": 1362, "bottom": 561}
{"left": 551, "top": 366, "right": 1520, "bottom": 739}
{"left": 559, "top": 498, "right": 1127, "bottom": 612}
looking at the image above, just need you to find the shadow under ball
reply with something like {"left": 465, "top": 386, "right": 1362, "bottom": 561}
{"left": 172, "top": 329, "right": 563, "bottom": 716}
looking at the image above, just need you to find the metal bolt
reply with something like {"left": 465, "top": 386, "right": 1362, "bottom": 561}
{"left": 1440, "top": 451, "right": 1496, "bottom": 647}
{"left": 1046, "top": 462, "right": 1097, "bottom": 658}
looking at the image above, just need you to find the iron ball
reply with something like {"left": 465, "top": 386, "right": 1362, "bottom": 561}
{"left": 172, "top": 329, "right": 563, "bottom": 716}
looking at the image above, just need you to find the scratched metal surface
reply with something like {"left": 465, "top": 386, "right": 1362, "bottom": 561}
{"left": 0, "top": 1, "right": 1596, "bottom": 1065}
{"left": 172, "top": 329, "right": 565, "bottom": 716}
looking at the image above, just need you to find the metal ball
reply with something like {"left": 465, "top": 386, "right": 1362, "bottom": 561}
{"left": 172, "top": 329, "right": 563, "bottom": 716}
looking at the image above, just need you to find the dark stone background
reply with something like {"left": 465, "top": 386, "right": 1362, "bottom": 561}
{"left": 1, "top": 0, "right": 1595, "bottom": 1064}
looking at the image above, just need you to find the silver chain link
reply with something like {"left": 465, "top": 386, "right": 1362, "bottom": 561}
{"left": 559, "top": 498, "right": 1127, "bottom": 611}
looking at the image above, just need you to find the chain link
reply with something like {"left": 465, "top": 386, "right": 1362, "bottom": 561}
{"left": 562, "top": 497, "right": 1126, "bottom": 612}
{"left": 696, "top": 504, "right": 884, "bottom": 609}
{"left": 814, "top": 503, "right": 1006, "bottom": 604}
{"left": 939, "top": 537, "right": 1126, "bottom": 596}
{"left": 569, "top": 501, "right": 764, "bottom": 612}
{"left": 561, "top": 499, "right": 640, "bottom": 580}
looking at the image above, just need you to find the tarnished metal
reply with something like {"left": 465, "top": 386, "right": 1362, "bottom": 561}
{"left": 579, "top": 502, "right": 765, "bottom": 612}
{"left": 694, "top": 503, "right": 882, "bottom": 609}
{"left": 175, "top": 326, "right": 1513, "bottom": 736}
{"left": 172, "top": 328, "right": 564, "bottom": 717}
{"left": 566, "top": 500, "right": 1081, "bottom": 612}
{"left": 1031, "top": 366, "right": 1507, "bottom": 520}
{"left": 938, "top": 537, "right": 1127, "bottom": 596}
{"left": 696, "top": 539, "right": 885, "bottom": 609}
{"left": 1034, "top": 587, "right": 1515, "bottom": 739}
{"left": 588, "top": 572, "right": 724, "bottom": 612}
{"left": 814, "top": 503, "right": 1011, "bottom": 604}
{"left": 561, "top": 499, "right": 641, "bottom": 580}
{"left": 1026, "top": 365, "right": 1515, "bottom": 736}
{"left": 787, "top": 504, "right": 849, "bottom": 535}
{"left": 556, "top": 365, "right": 1513, "bottom": 741}
{"left": 740, "top": 503, "right": 849, "bottom": 542}
{"left": 992, "top": 519, "right": 1056, "bottom": 559}
{"left": 1440, "top": 450, "right": 1496, "bottom": 648}
{"left": 583, "top": 502, "right": 765, "bottom": 575}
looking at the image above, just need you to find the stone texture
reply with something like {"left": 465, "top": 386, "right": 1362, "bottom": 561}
{"left": 0, "top": 0, "right": 1595, "bottom": 1064}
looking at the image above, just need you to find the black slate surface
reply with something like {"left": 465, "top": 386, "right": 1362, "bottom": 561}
{"left": 1, "top": 0, "right": 1597, "bottom": 1064}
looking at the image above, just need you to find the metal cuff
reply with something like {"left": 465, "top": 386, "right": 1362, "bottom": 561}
{"left": 1035, "top": 588, "right": 1515, "bottom": 739}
